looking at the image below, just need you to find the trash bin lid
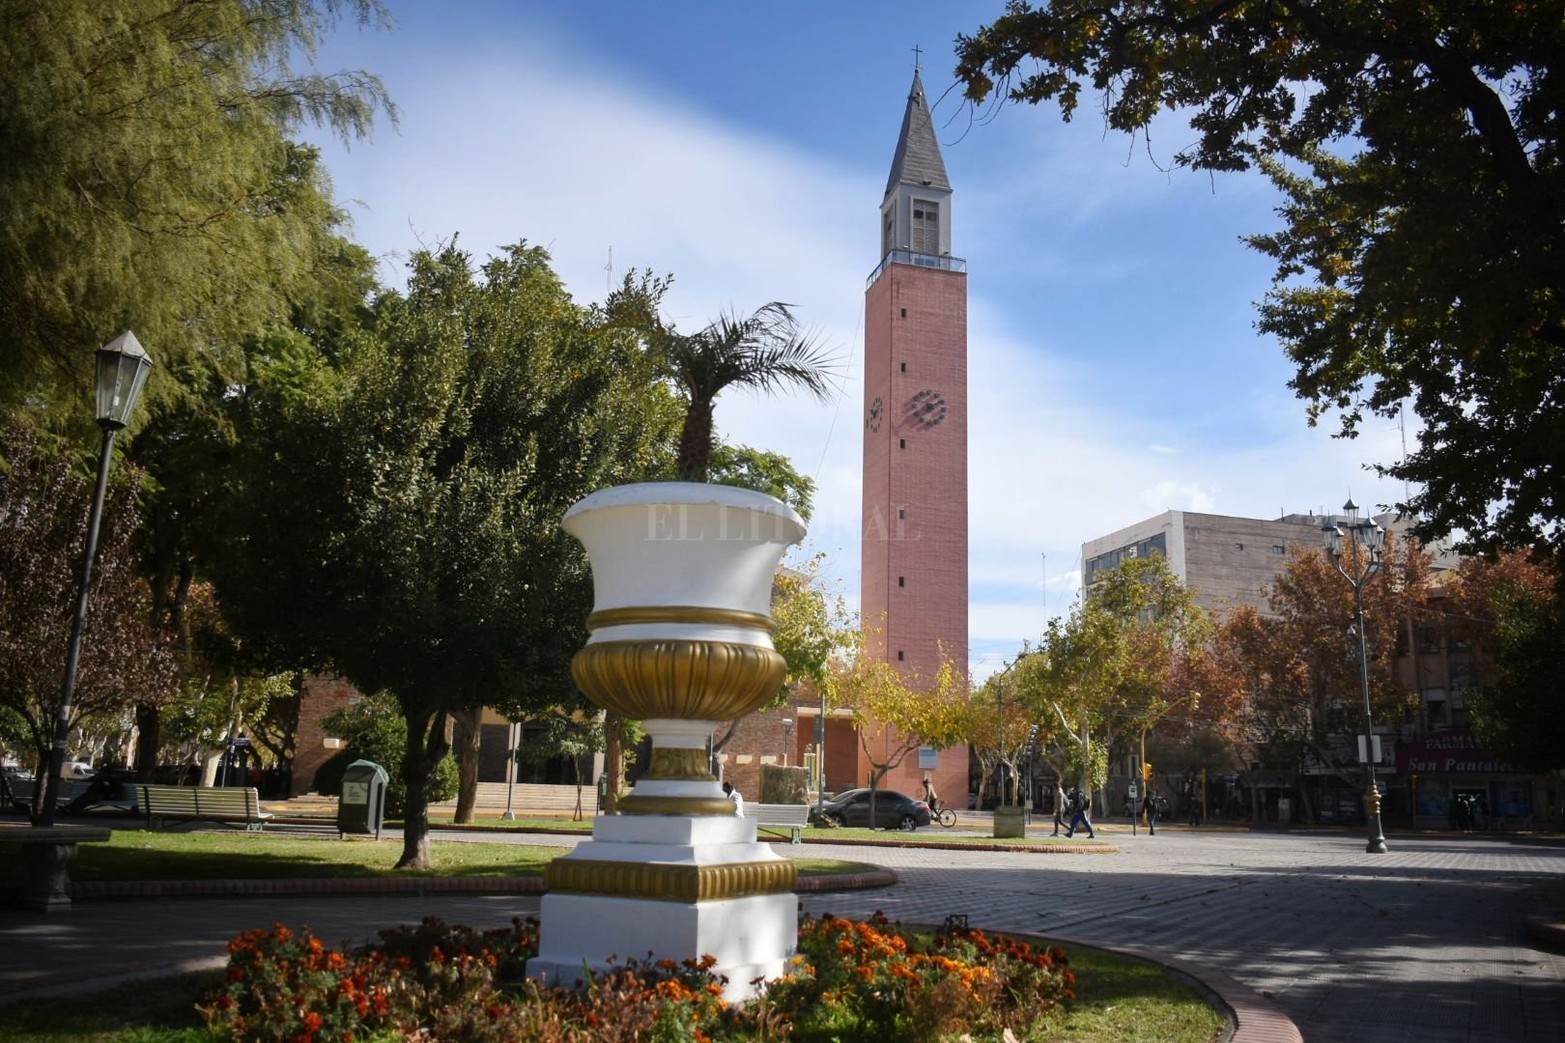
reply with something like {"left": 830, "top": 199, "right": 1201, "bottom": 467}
{"left": 343, "top": 759, "right": 390, "bottom": 783}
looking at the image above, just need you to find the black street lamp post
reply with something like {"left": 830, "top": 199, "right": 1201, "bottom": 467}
{"left": 39, "top": 332, "right": 153, "bottom": 827}
{"left": 1323, "top": 499, "right": 1390, "bottom": 854}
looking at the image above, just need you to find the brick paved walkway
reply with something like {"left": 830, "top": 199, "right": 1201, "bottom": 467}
{"left": 796, "top": 829, "right": 1565, "bottom": 1043}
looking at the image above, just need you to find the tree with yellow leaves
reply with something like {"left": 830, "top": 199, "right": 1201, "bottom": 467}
{"left": 834, "top": 647, "right": 969, "bottom": 822}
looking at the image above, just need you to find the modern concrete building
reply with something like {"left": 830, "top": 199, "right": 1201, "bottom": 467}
{"left": 1082, "top": 510, "right": 1339, "bottom": 615}
{"left": 1080, "top": 508, "right": 1463, "bottom": 616}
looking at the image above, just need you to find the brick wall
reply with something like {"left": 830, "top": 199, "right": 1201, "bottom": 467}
{"left": 291, "top": 675, "right": 362, "bottom": 795}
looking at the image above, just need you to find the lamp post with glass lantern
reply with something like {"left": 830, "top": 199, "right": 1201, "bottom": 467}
{"left": 1323, "top": 499, "right": 1390, "bottom": 854}
{"left": 39, "top": 332, "right": 153, "bottom": 827}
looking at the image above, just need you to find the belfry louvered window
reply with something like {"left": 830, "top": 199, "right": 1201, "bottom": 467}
{"left": 911, "top": 199, "right": 939, "bottom": 254}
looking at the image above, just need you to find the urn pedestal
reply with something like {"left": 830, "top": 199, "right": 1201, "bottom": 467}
{"left": 530, "top": 483, "right": 806, "bottom": 999}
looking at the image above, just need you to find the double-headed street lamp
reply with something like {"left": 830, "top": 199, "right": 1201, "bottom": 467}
{"left": 1323, "top": 499, "right": 1389, "bottom": 854}
{"left": 39, "top": 332, "right": 153, "bottom": 827}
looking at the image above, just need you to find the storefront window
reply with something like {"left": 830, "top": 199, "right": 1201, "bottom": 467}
{"left": 1490, "top": 781, "right": 1534, "bottom": 820}
{"left": 1415, "top": 778, "right": 1449, "bottom": 818}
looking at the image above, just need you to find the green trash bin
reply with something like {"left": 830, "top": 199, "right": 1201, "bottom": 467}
{"left": 338, "top": 759, "right": 389, "bottom": 838}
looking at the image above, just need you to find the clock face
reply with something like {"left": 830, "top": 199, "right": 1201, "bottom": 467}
{"left": 866, "top": 395, "right": 884, "bottom": 432}
{"left": 907, "top": 389, "right": 948, "bottom": 429}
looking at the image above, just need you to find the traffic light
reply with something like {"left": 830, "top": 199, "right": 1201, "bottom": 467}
{"left": 1142, "top": 762, "right": 1154, "bottom": 783}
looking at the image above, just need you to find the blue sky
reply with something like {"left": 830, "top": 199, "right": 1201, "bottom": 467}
{"left": 301, "top": 1, "right": 1411, "bottom": 678}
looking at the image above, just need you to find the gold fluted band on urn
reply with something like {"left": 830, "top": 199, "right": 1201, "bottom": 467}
{"left": 571, "top": 640, "right": 786, "bottom": 723}
{"left": 546, "top": 857, "right": 798, "bottom": 903}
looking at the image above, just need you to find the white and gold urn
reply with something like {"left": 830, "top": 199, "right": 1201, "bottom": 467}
{"left": 530, "top": 482, "right": 806, "bottom": 997}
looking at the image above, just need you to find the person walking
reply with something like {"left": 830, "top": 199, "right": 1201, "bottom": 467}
{"left": 1146, "top": 791, "right": 1160, "bottom": 835}
{"left": 1064, "top": 786, "right": 1095, "bottom": 839}
{"left": 722, "top": 781, "right": 743, "bottom": 817}
{"left": 1051, "top": 781, "right": 1067, "bottom": 836}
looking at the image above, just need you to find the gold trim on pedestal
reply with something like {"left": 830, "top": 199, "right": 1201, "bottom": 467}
{"left": 644, "top": 747, "right": 716, "bottom": 781}
{"left": 617, "top": 794, "right": 736, "bottom": 816}
{"left": 586, "top": 605, "right": 776, "bottom": 634}
{"left": 571, "top": 640, "right": 786, "bottom": 721}
{"left": 546, "top": 858, "right": 798, "bottom": 903}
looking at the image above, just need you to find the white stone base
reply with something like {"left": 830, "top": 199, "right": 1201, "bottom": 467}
{"left": 530, "top": 812, "right": 798, "bottom": 1000}
{"left": 530, "top": 891, "right": 797, "bottom": 999}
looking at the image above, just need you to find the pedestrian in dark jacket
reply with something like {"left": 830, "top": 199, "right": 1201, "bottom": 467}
{"left": 1064, "top": 787, "right": 1095, "bottom": 839}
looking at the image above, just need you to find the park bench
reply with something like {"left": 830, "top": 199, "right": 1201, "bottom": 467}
{"left": 137, "top": 784, "right": 274, "bottom": 832}
{"left": 743, "top": 802, "right": 811, "bottom": 844}
{"left": 0, "top": 824, "right": 113, "bottom": 910}
{"left": 3, "top": 776, "right": 95, "bottom": 815}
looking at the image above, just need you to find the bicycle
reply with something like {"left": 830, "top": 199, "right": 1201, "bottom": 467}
{"left": 929, "top": 803, "right": 958, "bottom": 828}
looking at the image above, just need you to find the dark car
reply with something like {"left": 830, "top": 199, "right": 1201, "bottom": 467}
{"left": 811, "top": 788, "right": 931, "bottom": 830}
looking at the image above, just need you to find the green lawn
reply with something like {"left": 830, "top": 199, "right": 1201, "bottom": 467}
{"left": 60, "top": 829, "right": 874, "bottom": 881}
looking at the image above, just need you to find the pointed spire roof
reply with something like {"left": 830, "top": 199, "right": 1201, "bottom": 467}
{"left": 884, "top": 69, "right": 950, "bottom": 198}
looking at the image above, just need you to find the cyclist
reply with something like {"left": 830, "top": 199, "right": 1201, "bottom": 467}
{"left": 922, "top": 776, "right": 940, "bottom": 813}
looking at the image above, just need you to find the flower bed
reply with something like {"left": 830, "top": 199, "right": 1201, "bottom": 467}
{"left": 202, "top": 911, "right": 1075, "bottom": 1042}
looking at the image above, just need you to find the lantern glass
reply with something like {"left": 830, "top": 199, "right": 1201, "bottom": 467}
{"left": 95, "top": 331, "right": 153, "bottom": 428}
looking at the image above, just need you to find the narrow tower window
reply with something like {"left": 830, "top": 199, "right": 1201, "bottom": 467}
{"left": 898, "top": 576, "right": 905, "bottom": 587}
{"left": 911, "top": 199, "right": 940, "bottom": 254}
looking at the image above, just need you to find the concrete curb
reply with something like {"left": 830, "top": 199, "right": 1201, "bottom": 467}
{"left": 800, "top": 835, "right": 1119, "bottom": 854}
{"left": 1523, "top": 912, "right": 1565, "bottom": 950}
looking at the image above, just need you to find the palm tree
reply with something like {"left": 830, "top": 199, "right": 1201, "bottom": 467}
{"left": 662, "top": 302, "right": 839, "bottom": 482}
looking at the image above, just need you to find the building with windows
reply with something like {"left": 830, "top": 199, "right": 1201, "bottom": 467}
{"left": 1081, "top": 508, "right": 1551, "bottom": 831}
{"left": 1082, "top": 509, "right": 1352, "bottom": 614}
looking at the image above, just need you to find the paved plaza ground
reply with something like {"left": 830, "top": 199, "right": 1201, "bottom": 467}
{"left": 2, "top": 823, "right": 1562, "bottom": 1041}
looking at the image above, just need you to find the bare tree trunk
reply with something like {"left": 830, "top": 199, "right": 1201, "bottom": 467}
{"left": 133, "top": 703, "right": 160, "bottom": 778}
{"left": 396, "top": 709, "right": 449, "bottom": 870}
{"left": 451, "top": 707, "right": 481, "bottom": 824}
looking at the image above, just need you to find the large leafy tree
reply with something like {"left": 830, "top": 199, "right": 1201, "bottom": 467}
{"left": 956, "top": 2, "right": 1565, "bottom": 556}
{"left": 1209, "top": 536, "right": 1433, "bottom": 819}
{"left": 0, "top": 0, "right": 394, "bottom": 417}
{"left": 835, "top": 650, "right": 970, "bottom": 803}
{"left": 1018, "top": 556, "right": 1210, "bottom": 806}
{"left": 214, "top": 242, "right": 680, "bottom": 867}
{"left": 1447, "top": 552, "right": 1563, "bottom": 772}
{"left": 0, "top": 419, "right": 176, "bottom": 821}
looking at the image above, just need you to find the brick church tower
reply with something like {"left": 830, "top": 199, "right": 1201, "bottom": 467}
{"left": 854, "top": 68, "right": 970, "bottom": 800}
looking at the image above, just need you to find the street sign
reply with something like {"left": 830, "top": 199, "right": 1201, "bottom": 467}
{"left": 1128, "top": 782, "right": 1138, "bottom": 799}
